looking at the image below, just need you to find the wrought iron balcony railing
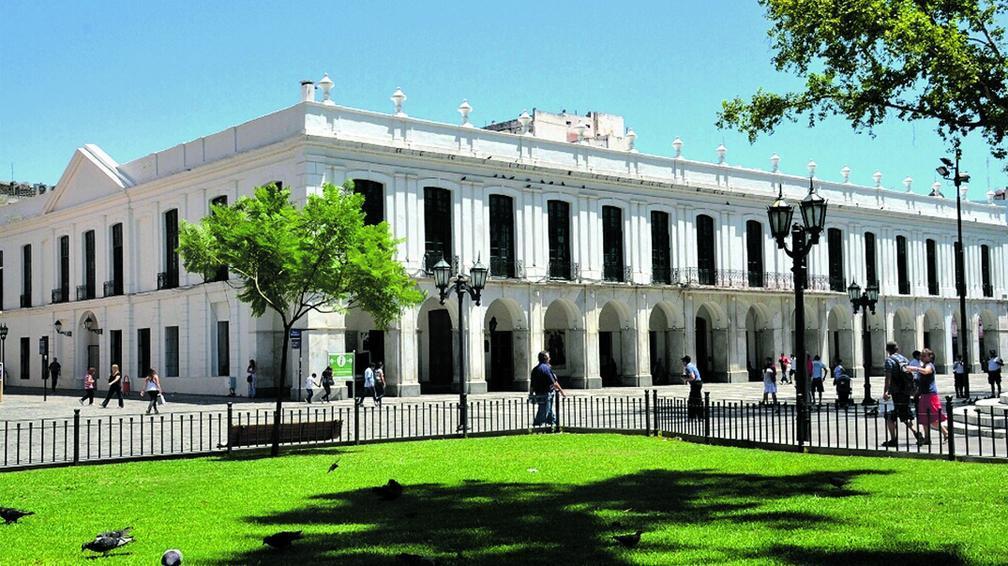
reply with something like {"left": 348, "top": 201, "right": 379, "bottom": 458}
{"left": 489, "top": 255, "right": 515, "bottom": 279}
{"left": 103, "top": 280, "right": 123, "bottom": 297}
{"left": 51, "top": 288, "right": 68, "bottom": 304}
{"left": 76, "top": 284, "right": 95, "bottom": 301}
{"left": 157, "top": 271, "right": 179, "bottom": 290}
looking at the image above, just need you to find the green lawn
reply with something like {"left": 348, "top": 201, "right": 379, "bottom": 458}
{"left": 0, "top": 434, "right": 1003, "bottom": 565}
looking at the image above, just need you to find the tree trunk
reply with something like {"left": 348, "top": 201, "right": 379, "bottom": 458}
{"left": 271, "top": 324, "right": 291, "bottom": 457}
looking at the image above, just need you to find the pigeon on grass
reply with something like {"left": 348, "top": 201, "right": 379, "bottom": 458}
{"left": 373, "top": 479, "right": 404, "bottom": 501}
{"left": 263, "top": 530, "right": 303, "bottom": 549}
{"left": 82, "top": 534, "right": 134, "bottom": 556}
{"left": 0, "top": 507, "right": 34, "bottom": 524}
{"left": 613, "top": 530, "right": 643, "bottom": 548}
{"left": 327, "top": 460, "right": 340, "bottom": 473}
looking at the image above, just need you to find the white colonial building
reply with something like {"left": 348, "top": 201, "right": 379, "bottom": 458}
{"left": 1, "top": 78, "right": 1006, "bottom": 397}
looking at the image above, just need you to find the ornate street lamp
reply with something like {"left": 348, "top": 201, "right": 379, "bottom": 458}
{"left": 767, "top": 178, "right": 827, "bottom": 444}
{"left": 937, "top": 146, "right": 972, "bottom": 397}
{"left": 55, "top": 320, "right": 73, "bottom": 337}
{"left": 434, "top": 257, "right": 488, "bottom": 436}
{"left": 848, "top": 280, "right": 880, "bottom": 404}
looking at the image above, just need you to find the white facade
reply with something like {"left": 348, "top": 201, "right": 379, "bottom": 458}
{"left": 1, "top": 86, "right": 1007, "bottom": 397}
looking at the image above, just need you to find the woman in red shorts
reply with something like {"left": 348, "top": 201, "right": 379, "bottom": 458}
{"left": 908, "top": 348, "right": 947, "bottom": 446}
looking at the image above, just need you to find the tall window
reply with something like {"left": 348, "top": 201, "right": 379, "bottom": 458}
{"left": 488, "top": 194, "right": 515, "bottom": 278}
{"left": 137, "top": 328, "right": 151, "bottom": 378}
{"left": 165, "top": 326, "right": 180, "bottom": 377}
{"left": 208, "top": 197, "right": 228, "bottom": 282}
{"left": 82, "top": 229, "right": 96, "bottom": 300}
{"left": 746, "top": 220, "right": 764, "bottom": 287}
{"left": 602, "top": 205, "right": 624, "bottom": 282}
{"left": 896, "top": 235, "right": 910, "bottom": 295}
{"left": 161, "top": 209, "right": 180, "bottom": 289}
{"left": 353, "top": 179, "right": 384, "bottom": 226}
{"left": 216, "top": 321, "right": 230, "bottom": 376}
{"left": 651, "top": 211, "right": 671, "bottom": 284}
{"left": 696, "top": 215, "right": 716, "bottom": 285}
{"left": 865, "top": 232, "right": 878, "bottom": 287}
{"left": 423, "top": 187, "right": 452, "bottom": 273}
{"left": 981, "top": 244, "right": 993, "bottom": 297}
{"left": 57, "top": 236, "right": 69, "bottom": 303}
{"left": 21, "top": 244, "right": 31, "bottom": 308}
{"left": 20, "top": 337, "right": 30, "bottom": 380}
{"left": 110, "top": 329, "right": 123, "bottom": 370}
{"left": 926, "top": 239, "right": 939, "bottom": 295}
{"left": 827, "top": 228, "right": 844, "bottom": 291}
{"left": 110, "top": 223, "right": 124, "bottom": 295}
{"left": 548, "top": 200, "right": 572, "bottom": 279}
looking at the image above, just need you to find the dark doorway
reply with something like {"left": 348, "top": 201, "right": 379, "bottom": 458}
{"left": 87, "top": 345, "right": 100, "bottom": 375}
{"left": 599, "top": 331, "right": 616, "bottom": 386}
{"left": 923, "top": 331, "right": 932, "bottom": 351}
{"left": 831, "top": 331, "right": 840, "bottom": 364}
{"left": 365, "top": 330, "right": 385, "bottom": 367}
{"left": 426, "top": 310, "right": 454, "bottom": 392}
{"left": 137, "top": 328, "right": 151, "bottom": 377}
{"left": 110, "top": 330, "right": 122, "bottom": 371}
{"left": 695, "top": 317, "right": 712, "bottom": 378}
{"left": 488, "top": 330, "right": 514, "bottom": 391}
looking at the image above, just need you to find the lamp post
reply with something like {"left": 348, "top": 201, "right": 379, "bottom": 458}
{"left": 767, "top": 179, "right": 827, "bottom": 444}
{"left": 0, "top": 322, "right": 7, "bottom": 402}
{"left": 847, "top": 281, "right": 880, "bottom": 404}
{"left": 433, "top": 257, "right": 488, "bottom": 437}
{"left": 936, "top": 145, "right": 971, "bottom": 397}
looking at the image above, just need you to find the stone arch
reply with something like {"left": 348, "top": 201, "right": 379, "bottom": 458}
{"left": 649, "top": 301, "right": 685, "bottom": 385}
{"left": 483, "top": 298, "right": 529, "bottom": 391}
{"left": 744, "top": 304, "right": 774, "bottom": 381}
{"left": 892, "top": 307, "right": 917, "bottom": 357}
{"left": 978, "top": 309, "right": 1000, "bottom": 365}
{"left": 544, "top": 299, "right": 584, "bottom": 383}
{"left": 598, "top": 300, "right": 635, "bottom": 387}
{"left": 864, "top": 308, "right": 886, "bottom": 376}
{"left": 76, "top": 311, "right": 103, "bottom": 377}
{"left": 825, "top": 305, "right": 853, "bottom": 369}
{"left": 922, "top": 308, "right": 947, "bottom": 372}
{"left": 694, "top": 302, "right": 728, "bottom": 381}
{"left": 417, "top": 296, "right": 457, "bottom": 393}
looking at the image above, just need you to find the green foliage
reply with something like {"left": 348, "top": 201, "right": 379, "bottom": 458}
{"left": 719, "top": 0, "right": 1008, "bottom": 161}
{"left": 0, "top": 434, "right": 1004, "bottom": 564}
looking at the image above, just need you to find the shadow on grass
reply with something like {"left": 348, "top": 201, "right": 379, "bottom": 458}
{"left": 213, "top": 465, "right": 973, "bottom": 565}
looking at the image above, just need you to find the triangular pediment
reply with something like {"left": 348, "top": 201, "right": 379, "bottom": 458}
{"left": 43, "top": 144, "right": 134, "bottom": 214}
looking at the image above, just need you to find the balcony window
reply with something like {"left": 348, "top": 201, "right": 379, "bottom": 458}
{"left": 423, "top": 187, "right": 453, "bottom": 274}
{"left": 651, "top": 211, "right": 671, "bottom": 284}
{"left": 602, "top": 206, "right": 624, "bottom": 282}
{"left": 207, "top": 198, "right": 228, "bottom": 283}
{"left": 865, "top": 232, "right": 878, "bottom": 287}
{"left": 926, "top": 239, "right": 939, "bottom": 295}
{"left": 981, "top": 244, "right": 993, "bottom": 297}
{"left": 896, "top": 235, "right": 910, "bottom": 295}
{"left": 548, "top": 200, "right": 571, "bottom": 280}
{"left": 696, "top": 215, "right": 716, "bottom": 285}
{"left": 827, "top": 228, "right": 844, "bottom": 292}
{"left": 82, "top": 230, "right": 96, "bottom": 300}
{"left": 163, "top": 209, "right": 180, "bottom": 289}
{"left": 109, "top": 223, "right": 124, "bottom": 295}
{"left": 21, "top": 244, "right": 31, "bottom": 308}
{"left": 746, "top": 220, "right": 765, "bottom": 287}
{"left": 488, "top": 194, "right": 516, "bottom": 278}
{"left": 353, "top": 179, "right": 385, "bottom": 226}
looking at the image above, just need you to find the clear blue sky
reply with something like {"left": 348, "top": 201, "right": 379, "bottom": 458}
{"left": 1, "top": 0, "right": 1003, "bottom": 200}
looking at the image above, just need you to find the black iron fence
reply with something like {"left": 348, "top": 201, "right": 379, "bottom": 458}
{"left": 3, "top": 393, "right": 1005, "bottom": 471}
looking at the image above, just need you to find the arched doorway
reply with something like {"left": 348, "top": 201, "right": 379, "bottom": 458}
{"left": 77, "top": 311, "right": 102, "bottom": 376}
{"left": 694, "top": 303, "right": 727, "bottom": 381}
{"left": 598, "top": 301, "right": 632, "bottom": 387}
{"left": 922, "top": 309, "right": 946, "bottom": 372}
{"left": 893, "top": 308, "right": 916, "bottom": 356}
{"left": 544, "top": 299, "right": 585, "bottom": 386}
{"left": 826, "top": 306, "right": 853, "bottom": 368}
{"left": 484, "top": 299, "right": 527, "bottom": 391}
{"left": 864, "top": 309, "right": 885, "bottom": 376}
{"left": 744, "top": 305, "right": 773, "bottom": 381}
{"left": 649, "top": 302, "right": 684, "bottom": 385}
{"left": 418, "top": 297, "right": 455, "bottom": 393}
{"left": 344, "top": 308, "right": 384, "bottom": 381}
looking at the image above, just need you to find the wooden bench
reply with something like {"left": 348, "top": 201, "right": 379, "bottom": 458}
{"left": 228, "top": 419, "right": 342, "bottom": 448}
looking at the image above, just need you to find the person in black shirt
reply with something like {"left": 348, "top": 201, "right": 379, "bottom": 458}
{"left": 530, "top": 351, "right": 565, "bottom": 427}
{"left": 48, "top": 358, "right": 61, "bottom": 391}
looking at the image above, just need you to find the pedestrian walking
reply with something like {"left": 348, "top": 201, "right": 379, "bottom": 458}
{"left": 246, "top": 359, "right": 256, "bottom": 398}
{"left": 79, "top": 367, "right": 96, "bottom": 405}
{"left": 683, "top": 356, "right": 703, "bottom": 419}
{"left": 373, "top": 362, "right": 385, "bottom": 408}
{"left": 530, "top": 351, "right": 564, "bottom": 427}
{"left": 762, "top": 358, "right": 778, "bottom": 406}
{"left": 48, "top": 358, "right": 61, "bottom": 391}
{"left": 321, "top": 366, "right": 333, "bottom": 402}
{"left": 144, "top": 369, "right": 162, "bottom": 415}
{"left": 882, "top": 341, "right": 922, "bottom": 447}
{"left": 778, "top": 352, "right": 790, "bottom": 384}
{"left": 952, "top": 355, "right": 966, "bottom": 398}
{"left": 305, "top": 373, "right": 317, "bottom": 403}
{"left": 811, "top": 354, "right": 826, "bottom": 405}
{"left": 100, "top": 364, "right": 124, "bottom": 409}
{"left": 358, "top": 363, "right": 377, "bottom": 407}
{"left": 833, "top": 359, "right": 852, "bottom": 408}
{"left": 986, "top": 349, "right": 1003, "bottom": 397}
{"left": 910, "top": 348, "right": 946, "bottom": 445}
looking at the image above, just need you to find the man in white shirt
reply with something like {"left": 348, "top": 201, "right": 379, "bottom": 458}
{"left": 987, "top": 350, "right": 1003, "bottom": 398}
{"left": 358, "top": 363, "right": 376, "bottom": 407}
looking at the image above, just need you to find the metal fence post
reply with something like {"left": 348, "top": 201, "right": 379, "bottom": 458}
{"left": 554, "top": 392, "right": 562, "bottom": 433}
{"left": 72, "top": 409, "right": 80, "bottom": 464}
{"left": 226, "top": 403, "right": 233, "bottom": 454}
{"left": 945, "top": 396, "right": 955, "bottom": 461}
{"left": 652, "top": 389, "right": 659, "bottom": 436}
{"left": 703, "top": 391, "right": 711, "bottom": 442}
{"left": 644, "top": 390, "right": 651, "bottom": 436}
{"left": 354, "top": 400, "right": 360, "bottom": 445}
{"left": 461, "top": 392, "right": 469, "bottom": 438}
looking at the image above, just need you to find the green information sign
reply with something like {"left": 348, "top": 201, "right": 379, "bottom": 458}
{"left": 328, "top": 352, "right": 355, "bottom": 379}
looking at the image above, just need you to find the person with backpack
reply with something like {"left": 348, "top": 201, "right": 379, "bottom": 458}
{"left": 373, "top": 362, "right": 385, "bottom": 408}
{"left": 987, "top": 350, "right": 1003, "bottom": 398}
{"left": 882, "top": 341, "right": 922, "bottom": 447}
{"left": 321, "top": 366, "right": 334, "bottom": 403}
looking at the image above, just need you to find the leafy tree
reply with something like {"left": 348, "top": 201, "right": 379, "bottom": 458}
{"left": 179, "top": 181, "right": 423, "bottom": 455}
{"left": 718, "top": 0, "right": 1008, "bottom": 162}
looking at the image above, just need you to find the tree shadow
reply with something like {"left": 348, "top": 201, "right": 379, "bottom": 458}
{"left": 208, "top": 466, "right": 963, "bottom": 565}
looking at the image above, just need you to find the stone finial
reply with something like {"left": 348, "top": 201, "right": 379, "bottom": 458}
{"left": 318, "top": 73, "right": 334, "bottom": 105}
{"left": 873, "top": 170, "right": 883, "bottom": 188}
{"left": 770, "top": 153, "right": 780, "bottom": 172}
{"left": 391, "top": 87, "right": 407, "bottom": 117}
{"left": 841, "top": 165, "right": 851, "bottom": 183}
{"left": 987, "top": 190, "right": 996, "bottom": 204}
{"left": 672, "top": 137, "right": 683, "bottom": 158}
{"left": 903, "top": 176, "right": 912, "bottom": 192}
{"left": 625, "top": 129, "right": 637, "bottom": 152}
{"left": 716, "top": 143, "right": 727, "bottom": 164}
{"left": 517, "top": 110, "right": 532, "bottom": 135}
{"left": 930, "top": 181, "right": 943, "bottom": 197}
{"left": 807, "top": 160, "right": 817, "bottom": 177}
{"left": 458, "top": 99, "right": 473, "bottom": 127}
